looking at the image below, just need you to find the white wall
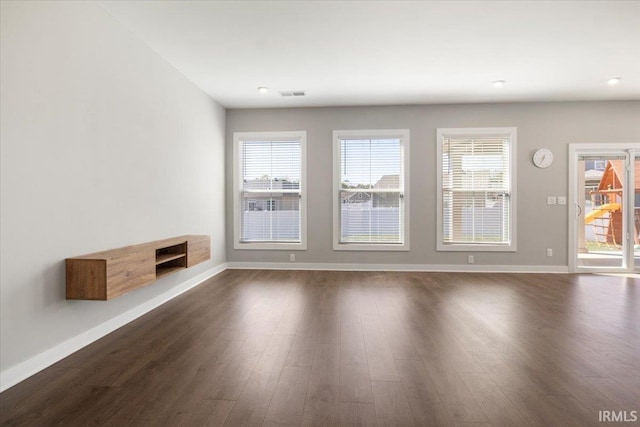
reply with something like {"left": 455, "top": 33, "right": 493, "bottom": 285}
{"left": 226, "top": 102, "right": 640, "bottom": 268}
{"left": 0, "top": 1, "right": 226, "bottom": 375}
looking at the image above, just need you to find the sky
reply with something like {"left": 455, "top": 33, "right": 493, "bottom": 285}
{"left": 340, "top": 138, "right": 400, "bottom": 187}
{"left": 242, "top": 141, "right": 301, "bottom": 181}
{"left": 242, "top": 138, "right": 402, "bottom": 187}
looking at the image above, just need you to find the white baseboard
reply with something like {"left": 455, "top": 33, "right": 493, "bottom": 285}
{"left": 226, "top": 261, "right": 569, "bottom": 274}
{"left": 0, "top": 263, "right": 227, "bottom": 393}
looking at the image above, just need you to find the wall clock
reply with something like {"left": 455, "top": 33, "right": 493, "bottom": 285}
{"left": 532, "top": 148, "right": 554, "bottom": 168}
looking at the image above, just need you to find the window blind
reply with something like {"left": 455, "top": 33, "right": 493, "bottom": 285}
{"left": 240, "top": 140, "right": 301, "bottom": 243}
{"left": 441, "top": 135, "right": 511, "bottom": 245}
{"left": 339, "top": 138, "right": 403, "bottom": 244}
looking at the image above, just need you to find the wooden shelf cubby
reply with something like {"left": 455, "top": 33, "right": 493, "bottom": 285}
{"left": 155, "top": 242, "right": 187, "bottom": 277}
{"left": 155, "top": 253, "right": 187, "bottom": 265}
{"left": 66, "top": 235, "right": 210, "bottom": 300}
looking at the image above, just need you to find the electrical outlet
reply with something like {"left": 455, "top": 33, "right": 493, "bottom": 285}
{"left": 467, "top": 255, "right": 474, "bottom": 264}
{"left": 289, "top": 253, "right": 296, "bottom": 262}
{"left": 547, "top": 196, "right": 557, "bottom": 205}
{"left": 546, "top": 248, "right": 553, "bottom": 257}
{"left": 557, "top": 196, "right": 567, "bottom": 205}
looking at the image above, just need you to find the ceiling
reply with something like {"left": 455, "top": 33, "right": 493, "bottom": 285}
{"left": 100, "top": 1, "right": 640, "bottom": 109}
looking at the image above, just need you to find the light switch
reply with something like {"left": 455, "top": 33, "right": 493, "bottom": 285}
{"left": 547, "top": 196, "right": 557, "bottom": 205}
{"left": 557, "top": 196, "right": 567, "bottom": 205}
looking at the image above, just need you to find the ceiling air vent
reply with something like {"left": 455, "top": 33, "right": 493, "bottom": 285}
{"left": 279, "top": 90, "right": 306, "bottom": 97}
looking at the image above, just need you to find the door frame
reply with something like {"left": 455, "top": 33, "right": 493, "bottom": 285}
{"left": 568, "top": 143, "right": 640, "bottom": 273}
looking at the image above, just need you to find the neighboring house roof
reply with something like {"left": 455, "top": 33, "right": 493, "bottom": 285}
{"left": 374, "top": 174, "right": 400, "bottom": 189}
{"left": 584, "top": 169, "right": 603, "bottom": 182}
{"left": 344, "top": 192, "right": 372, "bottom": 203}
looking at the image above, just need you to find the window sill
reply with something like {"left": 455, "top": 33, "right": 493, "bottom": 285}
{"left": 235, "top": 242, "right": 307, "bottom": 251}
{"left": 333, "top": 243, "right": 410, "bottom": 252}
{"left": 437, "top": 243, "right": 516, "bottom": 252}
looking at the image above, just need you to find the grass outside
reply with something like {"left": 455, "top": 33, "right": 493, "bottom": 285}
{"left": 585, "top": 240, "right": 621, "bottom": 252}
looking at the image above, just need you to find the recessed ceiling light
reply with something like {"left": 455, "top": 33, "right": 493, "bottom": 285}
{"left": 607, "top": 77, "right": 621, "bottom": 85}
{"left": 257, "top": 86, "right": 269, "bottom": 94}
{"left": 492, "top": 80, "right": 506, "bottom": 87}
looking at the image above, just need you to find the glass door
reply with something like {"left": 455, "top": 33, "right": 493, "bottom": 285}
{"left": 634, "top": 153, "right": 639, "bottom": 270}
{"left": 569, "top": 144, "right": 640, "bottom": 273}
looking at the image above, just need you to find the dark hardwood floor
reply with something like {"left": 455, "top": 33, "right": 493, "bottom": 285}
{"left": 1, "top": 270, "right": 638, "bottom": 426}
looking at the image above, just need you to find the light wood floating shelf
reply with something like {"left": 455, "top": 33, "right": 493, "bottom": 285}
{"left": 155, "top": 253, "right": 187, "bottom": 265}
{"left": 155, "top": 266, "right": 187, "bottom": 279}
{"left": 66, "top": 235, "right": 210, "bottom": 300}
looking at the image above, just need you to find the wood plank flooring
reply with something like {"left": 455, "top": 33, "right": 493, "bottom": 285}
{"left": 1, "top": 270, "right": 638, "bottom": 426}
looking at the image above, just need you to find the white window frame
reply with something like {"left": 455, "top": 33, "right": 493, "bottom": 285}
{"left": 233, "top": 131, "right": 307, "bottom": 250}
{"left": 436, "top": 127, "right": 517, "bottom": 252}
{"left": 333, "top": 129, "right": 410, "bottom": 251}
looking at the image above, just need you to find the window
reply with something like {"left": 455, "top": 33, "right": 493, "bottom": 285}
{"left": 233, "top": 131, "right": 306, "bottom": 250}
{"left": 333, "top": 129, "right": 410, "bottom": 251}
{"left": 437, "top": 128, "right": 516, "bottom": 251}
